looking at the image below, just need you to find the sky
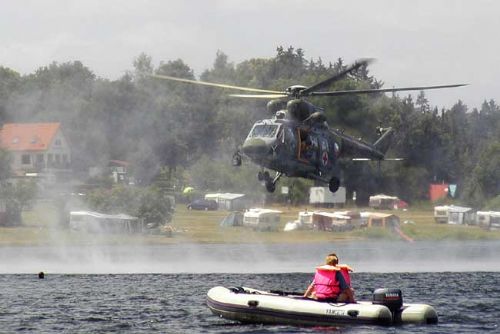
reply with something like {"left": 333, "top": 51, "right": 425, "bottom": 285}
{"left": 0, "top": 0, "right": 498, "bottom": 110}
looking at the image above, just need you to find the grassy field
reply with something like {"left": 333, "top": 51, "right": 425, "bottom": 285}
{"left": 1, "top": 202, "right": 499, "bottom": 246}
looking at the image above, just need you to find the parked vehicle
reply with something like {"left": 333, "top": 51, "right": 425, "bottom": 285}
{"left": 187, "top": 199, "right": 218, "bottom": 211}
{"left": 243, "top": 208, "right": 281, "bottom": 231}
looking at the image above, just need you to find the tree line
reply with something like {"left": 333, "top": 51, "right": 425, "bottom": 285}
{"left": 0, "top": 46, "right": 498, "bottom": 209}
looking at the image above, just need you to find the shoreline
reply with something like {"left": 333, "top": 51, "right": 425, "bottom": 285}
{"left": 1, "top": 204, "right": 499, "bottom": 247}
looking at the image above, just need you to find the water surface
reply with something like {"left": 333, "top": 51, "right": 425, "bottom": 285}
{"left": 0, "top": 272, "right": 498, "bottom": 333}
{"left": 1, "top": 241, "right": 499, "bottom": 333}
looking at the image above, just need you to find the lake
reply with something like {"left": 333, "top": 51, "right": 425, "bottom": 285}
{"left": 0, "top": 241, "right": 499, "bottom": 333}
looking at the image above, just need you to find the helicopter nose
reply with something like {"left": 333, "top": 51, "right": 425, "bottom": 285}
{"left": 242, "top": 138, "right": 271, "bottom": 157}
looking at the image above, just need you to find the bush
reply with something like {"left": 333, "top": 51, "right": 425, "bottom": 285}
{"left": 85, "top": 185, "right": 174, "bottom": 226}
{"left": 0, "top": 180, "right": 38, "bottom": 226}
{"left": 485, "top": 196, "right": 500, "bottom": 210}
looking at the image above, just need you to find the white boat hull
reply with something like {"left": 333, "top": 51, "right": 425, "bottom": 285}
{"left": 207, "top": 286, "right": 438, "bottom": 326}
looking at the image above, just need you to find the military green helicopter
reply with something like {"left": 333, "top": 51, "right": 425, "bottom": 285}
{"left": 152, "top": 59, "right": 465, "bottom": 193}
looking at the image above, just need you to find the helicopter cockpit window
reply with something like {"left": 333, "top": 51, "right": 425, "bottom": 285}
{"left": 249, "top": 124, "right": 280, "bottom": 138}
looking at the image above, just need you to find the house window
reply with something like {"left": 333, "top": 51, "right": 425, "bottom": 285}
{"left": 55, "top": 154, "right": 60, "bottom": 164}
{"left": 22, "top": 154, "right": 31, "bottom": 165}
{"left": 36, "top": 154, "right": 44, "bottom": 163}
{"left": 55, "top": 139, "right": 61, "bottom": 146}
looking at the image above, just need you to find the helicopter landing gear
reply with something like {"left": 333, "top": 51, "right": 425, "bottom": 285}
{"left": 264, "top": 172, "right": 282, "bottom": 193}
{"left": 265, "top": 180, "right": 276, "bottom": 193}
{"left": 329, "top": 177, "right": 340, "bottom": 193}
{"left": 232, "top": 152, "right": 242, "bottom": 166}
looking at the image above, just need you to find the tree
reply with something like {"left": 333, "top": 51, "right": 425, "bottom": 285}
{"left": 462, "top": 141, "right": 500, "bottom": 207}
{"left": 0, "top": 47, "right": 497, "bottom": 206}
{"left": 0, "top": 67, "right": 21, "bottom": 124}
{"left": 86, "top": 185, "right": 174, "bottom": 226}
{"left": 0, "top": 179, "right": 37, "bottom": 226}
{"left": 416, "top": 91, "right": 430, "bottom": 113}
{"left": 133, "top": 52, "right": 154, "bottom": 79}
{"left": 0, "top": 149, "right": 11, "bottom": 180}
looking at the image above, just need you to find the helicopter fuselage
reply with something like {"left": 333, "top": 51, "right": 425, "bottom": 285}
{"left": 240, "top": 116, "right": 341, "bottom": 184}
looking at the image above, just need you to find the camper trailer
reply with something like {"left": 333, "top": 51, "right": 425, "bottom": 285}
{"left": 434, "top": 205, "right": 475, "bottom": 225}
{"left": 477, "top": 211, "right": 500, "bottom": 230}
{"left": 309, "top": 187, "right": 346, "bottom": 207}
{"left": 205, "top": 193, "right": 247, "bottom": 211}
{"left": 243, "top": 208, "right": 281, "bottom": 231}
{"left": 298, "top": 211, "right": 313, "bottom": 228}
{"left": 434, "top": 205, "right": 449, "bottom": 224}
{"left": 448, "top": 206, "right": 475, "bottom": 225}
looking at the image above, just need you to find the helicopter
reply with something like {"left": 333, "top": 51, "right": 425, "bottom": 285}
{"left": 151, "top": 59, "right": 465, "bottom": 193}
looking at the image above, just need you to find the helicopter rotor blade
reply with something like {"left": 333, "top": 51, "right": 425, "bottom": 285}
{"left": 229, "top": 93, "right": 288, "bottom": 99}
{"left": 310, "top": 83, "right": 468, "bottom": 96}
{"left": 150, "top": 74, "right": 282, "bottom": 94}
{"left": 300, "top": 58, "right": 375, "bottom": 96}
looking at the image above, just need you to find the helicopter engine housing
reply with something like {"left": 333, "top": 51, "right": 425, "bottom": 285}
{"left": 286, "top": 99, "right": 316, "bottom": 122}
{"left": 267, "top": 99, "right": 288, "bottom": 114}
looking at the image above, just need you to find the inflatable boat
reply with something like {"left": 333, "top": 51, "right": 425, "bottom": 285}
{"left": 207, "top": 286, "right": 438, "bottom": 326}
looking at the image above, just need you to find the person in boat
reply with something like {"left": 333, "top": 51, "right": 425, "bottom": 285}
{"left": 303, "top": 253, "right": 356, "bottom": 303}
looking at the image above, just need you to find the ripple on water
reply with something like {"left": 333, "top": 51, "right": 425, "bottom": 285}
{"left": 0, "top": 272, "right": 498, "bottom": 333}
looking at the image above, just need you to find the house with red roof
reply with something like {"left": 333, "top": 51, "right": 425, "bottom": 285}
{"left": 0, "top": 122, "right": 71, "bottom": 177}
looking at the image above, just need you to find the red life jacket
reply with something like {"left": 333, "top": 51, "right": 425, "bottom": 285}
{"left": 337, "top": 264, "right": 353, "bottom": 287}
{"left": 313, "top": 265, "right": 341, "bottom": 299}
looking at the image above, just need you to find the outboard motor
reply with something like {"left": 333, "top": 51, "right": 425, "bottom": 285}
{"left": 372, "top": 288, "right": 403, "bottom": 321}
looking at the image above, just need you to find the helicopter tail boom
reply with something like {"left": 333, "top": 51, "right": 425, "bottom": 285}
{"left": 332, "top": 129, "right": 385, "bottom": 160}
{"left": 346, "top": 127, "right": 397, "bottom": 161}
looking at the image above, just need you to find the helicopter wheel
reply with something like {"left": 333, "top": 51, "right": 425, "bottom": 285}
{"left": 265, "top": 180, "right": 276, "bottom": 193}
{"left": 257, "top": 171, "right": 264, "bottom": 181}
{"left": 263, "top": 171, "right": 271, "bottom": 181}
{"left": 329, "top": 177, "right": 340, "bottom": 193}
{"left": 232, "top": 153, "right": 242, "bottom": 166}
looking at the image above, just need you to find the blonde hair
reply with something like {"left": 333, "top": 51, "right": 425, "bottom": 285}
{"left": 325, "top": 253, "right": 338, "bottom": 265}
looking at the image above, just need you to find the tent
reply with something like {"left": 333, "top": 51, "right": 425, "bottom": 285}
{"left": 363, "top": 212, "right": 400, "bottom": 228}
{"left": 311, "top": 211, "right": 361, "bottom": 232}
{"left": 369, "top": 194, "right": 400, "bottom": 210}
{"left": 69, "top": 211, "right": 143, "bottom": 234}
